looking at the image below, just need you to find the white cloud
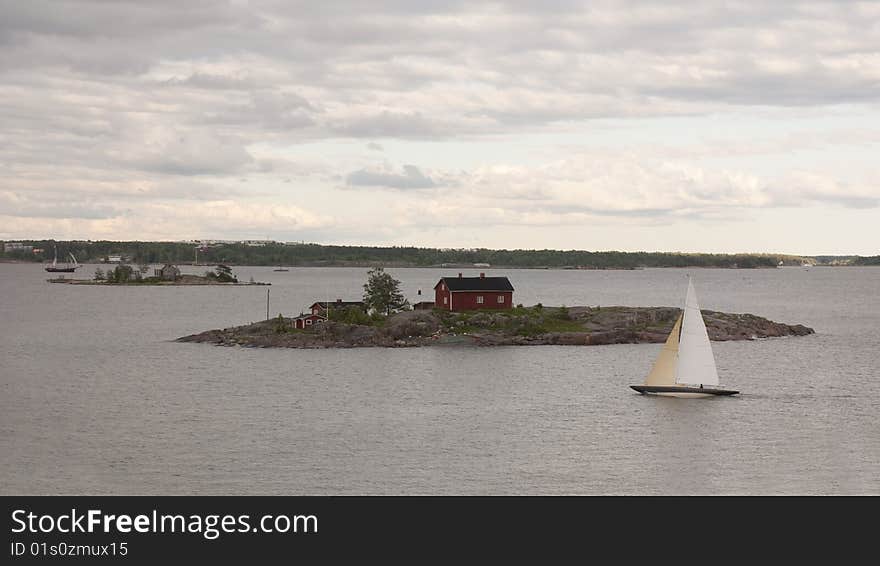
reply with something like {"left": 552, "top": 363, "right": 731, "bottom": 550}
{"left": 346, "top": 164, "right": 438, "bottom": 189}
{"left": 368, "top": 153, "right": 879, "bottom": 230}
{"left": 0, "top": 200, "right": 335, "bottom": 241}
{"left": 121, "top": 129, "right": 255, "bottom": 176}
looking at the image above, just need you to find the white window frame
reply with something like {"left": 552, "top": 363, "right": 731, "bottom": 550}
{"left": 476, "top": 295, "right": 484, "bottom": 304}
{"left": 306, "top": 319, "right": 313, "bottom": 325}
{"left": 497, "top": 295, "right": 504, "bottom": 303}
{"left": 443, "top": 296, "right": 448, "bottom": 305}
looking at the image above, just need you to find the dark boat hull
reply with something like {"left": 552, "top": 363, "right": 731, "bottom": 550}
{"left": 45, "top": 267, "right": 78, "bottom": 273}
{"left": 630, "top": 385, "right": 739, "bottom": 397}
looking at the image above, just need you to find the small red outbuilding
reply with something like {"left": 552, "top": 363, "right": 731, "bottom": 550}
{"left": 294, "top": 313, "right": 326, "bottom": 329}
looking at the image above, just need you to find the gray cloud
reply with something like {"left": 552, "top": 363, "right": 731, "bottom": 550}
{"left": 4, "top": 1, "right": 880, "bottom": 141}
{"left": 127, "top": 132, "right": 255, "bottom": 176}
{"left": 347, "top": 165, "right": 437, "bottom": 189}
{"left": 164, "top": 72, "right": 255, "bottom": 91}
{"left": 2, "top": 1, "right": 879, "bottom": 245}
{"left": 0, "top": 191, "right": 119, "bottom": 219}
{"left": 331, "top": 111, "right": 445, "bottom": 139}
{"left": 199, "top": 92, "right": 317, "bottom": 131}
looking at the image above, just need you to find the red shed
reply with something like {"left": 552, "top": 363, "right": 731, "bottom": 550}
{"left": 294, "top": 313, "right": 327, "bottom": 329}
{"left": 434, "top": 273, "right": 514, "bottom": 312}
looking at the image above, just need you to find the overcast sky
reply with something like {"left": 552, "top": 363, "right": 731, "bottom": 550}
{"left": 1, "top": 0, "right": 879, "bottom": 254}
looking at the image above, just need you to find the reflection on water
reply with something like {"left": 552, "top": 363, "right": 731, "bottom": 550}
{"left": 1, "top": 264, "right": 878, "bottom": 494}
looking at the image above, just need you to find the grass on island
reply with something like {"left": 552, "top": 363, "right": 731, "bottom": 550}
{"left": 268, "top": 303, "right": 684, "bottom": 338}
{"left": 434, "top": 305, "right": 587, "bottom": 336}
{"left": 272, "top": 305, "right": 599, "bottom": 337}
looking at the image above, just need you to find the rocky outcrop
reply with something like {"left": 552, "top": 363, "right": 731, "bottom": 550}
{"left": 177, "top": 306, "right": 814, "bottom": 349}
{"left": 49, "top": 274, "right": 269, "bottom": 285}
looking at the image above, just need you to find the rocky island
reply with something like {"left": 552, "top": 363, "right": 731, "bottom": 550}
{"left": 177, "top": 305, "right": 814, "bottom": 349}
{"left": 48, "top": 274, "right": 269, "bottom": 286}
{"left": 48, "top": 263, "right": 269, "bottom": 286}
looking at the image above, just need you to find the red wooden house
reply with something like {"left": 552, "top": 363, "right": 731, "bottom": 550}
{"left": 434, "top": 273, "right": 514, "bottom": 312}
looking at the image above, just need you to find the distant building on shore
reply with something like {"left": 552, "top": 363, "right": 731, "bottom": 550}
{"left": 155, "top": 264, "right": 181, "bottom": 281}
{"left": 434, "top": 273, "right": 514, "bottom": 312}
{"left": 3, "top": 242, "right": 33, "bottom": 253}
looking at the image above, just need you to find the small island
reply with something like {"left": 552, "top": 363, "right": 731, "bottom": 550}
{"left": 49, "top": 263, "right": 269, "bottom": 286}
{"left": 177, "top": 305, "right": 814, "bottom": 349}
{"left": 177, "top": 268, "right": 814, "bottom": 348}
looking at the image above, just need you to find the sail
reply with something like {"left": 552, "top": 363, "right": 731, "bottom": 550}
{"left": 675, "top": 277, "right": 719, "bottom": 386}
{"left": 644, "top": 313, "right": 681, "bottom": 386}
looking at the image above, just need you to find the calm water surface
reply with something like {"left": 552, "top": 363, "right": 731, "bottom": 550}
{"left": 1, "top": 264, "right": 878, "bottom": 494}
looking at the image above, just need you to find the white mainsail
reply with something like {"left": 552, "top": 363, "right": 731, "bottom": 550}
{"left": 675, "top": 277, "right": 719, "bottom": 387}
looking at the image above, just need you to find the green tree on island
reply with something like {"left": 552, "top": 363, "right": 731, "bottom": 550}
{"left": 362, "top": 267, "right": 409, "bottom": 315}
{"left": 206, "top": 264, "right": 238, "bottom": 283}
{"left": 106, "top": 264, "right": 133, "bottom": 283}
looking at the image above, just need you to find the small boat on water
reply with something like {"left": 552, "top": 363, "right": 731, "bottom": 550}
{"left": 44, "top": 246, "right": 81, "bottom": 273}
{"left": 273, "top": 266, "right": 289, "bottom": 272}
{"left": 630, "top": 276, "right": 739, "bottom": 398}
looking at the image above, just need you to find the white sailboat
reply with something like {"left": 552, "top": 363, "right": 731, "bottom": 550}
{"left": 630, "top": 276, "right": 738, "bottom": 397}
{"left": 45, "top": 245, "right": 81, "bottom": 273}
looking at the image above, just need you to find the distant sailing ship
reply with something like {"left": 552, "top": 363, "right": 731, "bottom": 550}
{"left": 630, "top": 276, "right": 739, "bottom": 398}
{"left": 44, "top": 246, "right": 81, "bottom": 273}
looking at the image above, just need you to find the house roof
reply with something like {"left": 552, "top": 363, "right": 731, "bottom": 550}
{"left": 435, "top": 276, "right": 514, "bottom": 292}
{"left": 295, "top": 313, "right": 327, "bottom": 320}
{"left": 310, "top": 300, "right": 365, "bottom": 309}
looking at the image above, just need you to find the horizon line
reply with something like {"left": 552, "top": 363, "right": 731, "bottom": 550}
{"left": 1, "top": 238, "right": 874, "bottom": 258}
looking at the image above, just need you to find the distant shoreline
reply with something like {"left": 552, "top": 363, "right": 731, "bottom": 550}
{"left": 23, "top": 262, "right": 877, "bottom": 271}
{"left": 5, "top": 240, "right": 875, "bottom": 268}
